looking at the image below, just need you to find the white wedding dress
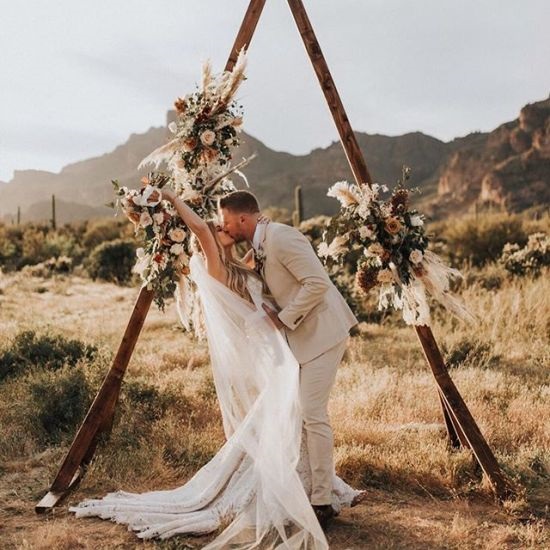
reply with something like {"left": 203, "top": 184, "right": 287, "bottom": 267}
{"left": 70, "top": 254, "right": 362, "bottom": 548}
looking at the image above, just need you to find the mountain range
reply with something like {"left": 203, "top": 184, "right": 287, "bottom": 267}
{"left": 1, "top": 95, "right": 548, "bottom": 225}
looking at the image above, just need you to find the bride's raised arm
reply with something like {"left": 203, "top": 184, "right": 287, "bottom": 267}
{"left": 161, "top": 188, "right": 226, "bottom": 284}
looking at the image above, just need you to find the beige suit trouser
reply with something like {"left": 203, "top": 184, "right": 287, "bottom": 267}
{"left": 299, "top": 337, "right": 348, "bottom": 505}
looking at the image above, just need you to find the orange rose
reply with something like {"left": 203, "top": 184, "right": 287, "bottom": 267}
{"left": 385, "top": 217, "right": 402, "bottom": 234}
{"left": 182, "top": 137, "right": 197, "bottom": 152}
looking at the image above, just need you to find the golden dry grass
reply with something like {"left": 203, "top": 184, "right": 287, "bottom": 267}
{"left": 0, "top": 268, "right": 548, "bottom": 549}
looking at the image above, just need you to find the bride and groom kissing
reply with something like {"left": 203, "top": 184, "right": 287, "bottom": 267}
{"left": 70, "top": 189, "right": 364, "bottom": 549}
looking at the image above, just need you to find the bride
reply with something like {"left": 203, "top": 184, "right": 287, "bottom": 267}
{"left": 70, "top": 189, "right": 363, "bottom": 548}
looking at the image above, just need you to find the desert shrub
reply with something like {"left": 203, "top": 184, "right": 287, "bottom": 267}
{"left": 123, "top": 379, "right": 179, "bottom": 422}
{"left": 499, "top": 232, "right": 550, "bottom": 276}
{"left": 86, "top": 238, "right": 137, "bottom": 284}
{"left": 299, "top": 215, "right": 330, "bottom": 245}
{"left": 0, "top": 330, "right": 97, "bottom": 381}
{"left": 0, "top": 225, "right": 24, "bottom": 270}
{"left": 443, "top": 337, "right": 496, "bottom": 369}
{"left": 22, "top": 255, "right": 73, "bottom": 277}
{"left": 28, "top": 366, "right": 91, "bottom": 444}
{"left": 83, "top": 219, "right": 130, "bottom": 250}
{"left": 441, "top": 213, "right": 527, "bottom": 267}
{"left": 464, "top": 262, "right": 508, "bottom": 291}
{"left": 43, "top": 231, "right": 85, "bottom": 263}
{"left": 0, "top": 222, "right": 85, "bottom": 269}
{"left": 20, "top": 224, "right": 55, "bottom": 266}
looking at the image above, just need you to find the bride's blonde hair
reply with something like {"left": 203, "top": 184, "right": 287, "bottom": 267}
{"left": 193, "top": 221, "right": 268, "bottom": 304}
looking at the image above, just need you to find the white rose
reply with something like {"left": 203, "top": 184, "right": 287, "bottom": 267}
{"left": 200, "top": 129, "right": 216, "bottom": 146}
{"left": 410, "top": 215, "right": 424, "bottom": 227}
{"left": 170, "top": 243, "right": 184, "bottom": 255}
{"left": 134, "top": 185, "right": 161, "bottom": 207}
{"left": 168, "top": 121, "right": 178, "bottom": 134}
{"left": 380, "top": 203, "right": 393, "bottom": 218}
{"left": 139, "top": 211, "right": 153, "bottom": 227}
{"left": 169, "top": 227, "right": 186, "bottom": 242}
{"left": 377, "top": 268, "right": 394, "bottom": 284}
{"left": 409, "top": 249, "right": 423, "bottom": 264}
{"left": 153, "top": 212, "right": 164, "bottom": 225}
{"left": 132, "top": 252, "right": 149, "bottom": 276}
{"left": 317, "top": 242, "right": 330, "bottom": 258}
{"left": 359, "top": 226, "right": 374, "bottom": 240}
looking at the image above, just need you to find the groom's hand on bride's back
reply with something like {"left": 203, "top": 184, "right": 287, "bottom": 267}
{"left": 262, "top": 303, "right": 284, "bottom": 330}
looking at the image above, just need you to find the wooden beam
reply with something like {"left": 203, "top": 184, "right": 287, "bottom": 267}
{"left": 416, "top": 325, "right": 515, "bottom": 500}
{"left": 35, "top": 287, "right": 154, "bottom": 511}
{"left": 225, "top": 0, "right": 267, "bottom": 72}
{"left": 286, "top": 0, "right": 514, "bottom": 501}
{"left": 35, "top": 0, "right": 268, "bottom": 513}
{"left": 438, "top": 391, "right": 463, "bottom": 449}
{"left": 286, "top": 0, "right": 373, "bottom": 186}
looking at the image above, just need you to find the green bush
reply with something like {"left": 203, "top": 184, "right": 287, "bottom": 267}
{"left": 123, "top": 379, "right": 177, "bottom": 422}
{"left": 86, "top": 238, "right": 137, "bottom": 284}
{"left": 0, "top": 330, "right": 97, "bottom": 381}
{"left": 441, "top": 213, "right": 527, "bottom": 267}
{"left": 83, "top": 219, "right": 130, "bottom": 251}
{"left": 0, "top": 224, "right": 24, "bottom": 270}
{"left": 29, "top": 366, "right": 91, "bottom": 444}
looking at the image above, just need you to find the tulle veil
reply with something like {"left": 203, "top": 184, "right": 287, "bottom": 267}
{"left": 70, "top": 254, "right": 328, "bottom": 549}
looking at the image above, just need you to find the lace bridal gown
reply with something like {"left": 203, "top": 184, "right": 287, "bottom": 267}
{"left": 70, "top": 255, "right": 362, "bottom": 549}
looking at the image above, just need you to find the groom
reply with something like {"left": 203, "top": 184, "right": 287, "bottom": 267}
{"left": 219, "top": 190, "right": 358, "bottom": 528}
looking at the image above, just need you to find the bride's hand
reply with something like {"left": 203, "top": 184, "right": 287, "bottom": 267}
{"left": 257, "top": 214, "right": 270, "bottom": 224}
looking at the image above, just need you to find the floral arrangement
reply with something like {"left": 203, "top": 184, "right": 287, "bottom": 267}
{"left": 113, "top": 51, "right": 250, "bottom": 318}
{"left": 499, "top": 232, "right": 550, "bottom": 276}
{"left": 319, "top": 168, "right": 475, "bottom": 326}
{"left": 138, "top": 50, "right": 248, "bottom": 214}
{"left": 113, "top": 173, "right": 192, "bottom": 309}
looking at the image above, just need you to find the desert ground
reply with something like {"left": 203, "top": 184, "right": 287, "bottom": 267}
{"left": 0, "top": 265, "right": 548, "bottom": 549}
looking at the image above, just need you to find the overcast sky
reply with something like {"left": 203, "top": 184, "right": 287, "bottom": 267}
{"left": 1, "top": 0, "right": 549, "bottom": 182}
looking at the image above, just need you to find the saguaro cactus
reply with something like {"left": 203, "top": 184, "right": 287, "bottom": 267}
{"left": 292, "top": 185, "right": 303, "bottom": 227}
{"left": 51, "top": 194, "right": 57, "bottom": 230}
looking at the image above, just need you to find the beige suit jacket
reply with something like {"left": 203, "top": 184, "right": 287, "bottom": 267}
{"left": 258, "top": 222, "right": 358, "bottom": 364}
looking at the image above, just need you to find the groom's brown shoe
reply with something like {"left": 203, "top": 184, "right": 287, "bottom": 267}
{"left": 312, "top": 504, "right": 335, "bottom": 531}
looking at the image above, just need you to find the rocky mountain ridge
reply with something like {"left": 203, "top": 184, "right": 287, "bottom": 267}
{"left": 1, "top": 96, "right": 548, "bottom": 224}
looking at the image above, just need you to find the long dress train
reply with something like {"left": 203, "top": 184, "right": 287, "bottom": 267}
{"left": 70, "top": 255, "right": 361, "bottom": 548}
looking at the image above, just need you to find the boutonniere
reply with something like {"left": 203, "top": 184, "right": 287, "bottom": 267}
{"left": 253, "top": 247, "right": 266, "bottom": 274}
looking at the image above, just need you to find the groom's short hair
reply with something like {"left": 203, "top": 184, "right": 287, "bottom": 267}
{"left": 218, "top": 191, "right": 260, "bottom": 214}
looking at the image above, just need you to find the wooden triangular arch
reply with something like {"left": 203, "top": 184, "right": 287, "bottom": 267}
{"left": 36, "top": 0, "right": 515, "bottom": 512}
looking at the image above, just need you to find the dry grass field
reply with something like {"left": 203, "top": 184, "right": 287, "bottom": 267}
{"left": 0, "top": 266, "right": 548, "bottom": 549}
